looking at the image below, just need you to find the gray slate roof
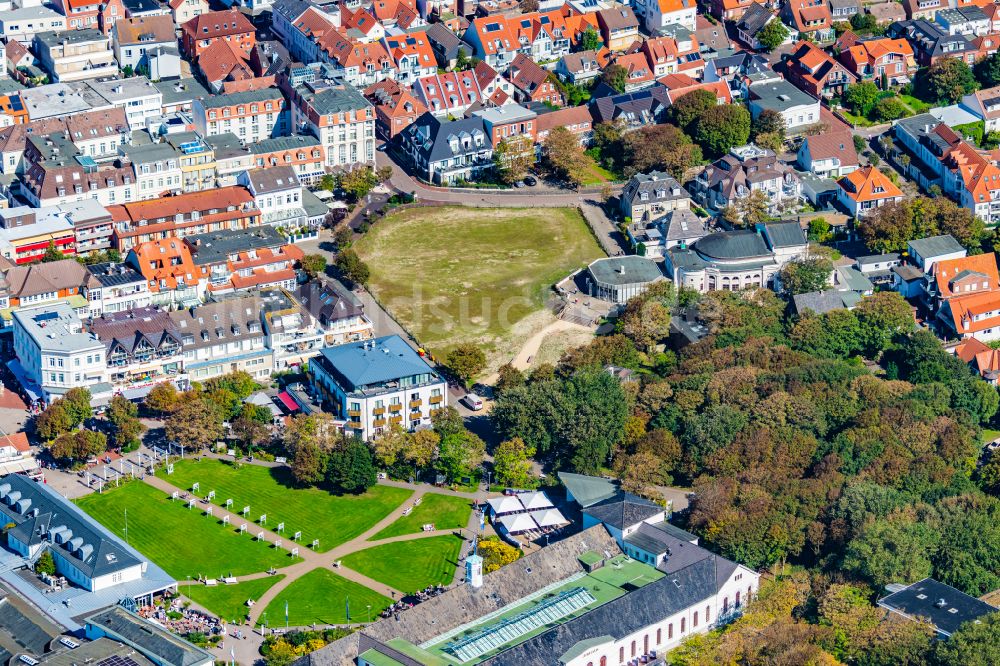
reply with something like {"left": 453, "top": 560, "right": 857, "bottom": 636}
{"left": 186, "top": 226, "right": 287, "bottom": 266}
{"left": 197, "top": 87, "right": 283, "bottom": 109}
{"left": 737, "top": 3, "right": 774, "bottom": 36}
{"left": 764, "top": 221, "right": 807, "bottom": 248}
{"left": 318, "top": 335, "right": 439, "bottom": 391}
{"left": 878, "top": 578, "right": 998, "bottom": 636}
{"left": 792, "top": 289, "right": 860, "bottom": 315}
{"left": 84, "top": 607, "right": 214, "bottom": 666}
{"left": 558, "top": 472, "right": 619, "bottom": 508}
{"left": 581, "top": 492, "right": 663, "bottom": 530}
{"left": 750, "top": 79, "right": 818, "bottom": 112}
{"left": 588, "top": 256, "right": 663, "bottom": 286}
{"left": 695, "top": 230, "right": 770, "bottom": 260}
{"left": 908, "top": 234, "right": 965, "bottom": 258}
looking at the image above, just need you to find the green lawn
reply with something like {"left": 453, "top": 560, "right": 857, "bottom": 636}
{"left": 372, "top": 494, "right": 472, "bottom": 539}
{"left": 342, "top": 535, "right": 464, "bottom": 594}
{"left": 76, "top": 482, "right": 299, "bottom": 579}
{"left": 982, "top": 428, "right": 1000, "bottom": 444}
{"left": 181, "top": 576, "right": 284, "bottom": 623}
{"left": 578, "top": 157, "right": 618, "bottom": 186}
{"left": 157, "top": 459, "right": 412, "bottom": 551}
{"left": 354, "top": 206, "right": 604, "bottom": 373}
{"left": 260, "top": 569, "right": 391, "bottom": 627}
{"left": 899, "top": 94, "right": 932, "bottom": 114}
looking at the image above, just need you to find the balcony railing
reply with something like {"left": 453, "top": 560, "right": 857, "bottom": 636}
{"left": 429, "top": 395, "right": 443, "bottom": 404}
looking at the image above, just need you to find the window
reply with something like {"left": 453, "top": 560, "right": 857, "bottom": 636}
{"left": 668, "top": 623, "right": 673, "bottom": 639}
{"left": 681, "top": 617, "right": 686, "bottom": 633}
{"left": 693, "top": 611, "right": 698, "bottom": 628}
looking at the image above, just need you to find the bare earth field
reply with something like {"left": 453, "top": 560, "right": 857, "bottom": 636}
{"left": 354, "top": 206, "right": 604, "bottom": 375}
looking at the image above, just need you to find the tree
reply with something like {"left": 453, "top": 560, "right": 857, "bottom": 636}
{"left": 694, "top": 104, "right": 751, "bottom": 157}
{"left": 850, "top": 11, "right": 880, "bottom": 34}
{"left": 855, "top": 291, "right": 913, "bottom": 354}
{"left": 933, "top": 607, "right": 1000, "bottom": 665}
{"left": 231, "top": 411, "right": 270, "bottom": 451}
{"left": 542, "top": 126, "right": 587, "bottom": 186}
{"left": 599, "top": 64, "right": 627, "bottom": 93}
{"left": 756, "top": 19, "right": 789, "bottom": 51}
{"left": 326, "top": 437, "right": 377, "bottom": 493}
{"left": 853, "top": 134, "right": 867, "bottom": 153}
{"left": 752, "top": 108, "right": 785, "bottom": 139}
{"left": 284, "top": 414, "right": 337, "bottom": 485}
{"left": 300, "top": 254, "right": 327, "bottom": 279}
{"left": 41, "top": 241, "right": 63, "bottom": 262}
{"left": 145, "top": 383, "right": 179, "bottom": 416}
{"left": 49, "top": 430, "right": 107, "bottom": 463}
{"left": 35, "top": 550, "right": 55, "bottom": 575}
{"left": 106, "top": 395, "right": 145, "bottom": 450}
{"left": 726, "top": 189, "right": 771, "bottom": 228}
{"left": 617, "top": 450, "right": 668, "bottom": 497}
{"left": 477, "top": 537, "right": 522, "bottom": 573}
{"left": 319, "top": 174, "right": 336, "bottom": 192}
{"left": 454, "top": 48, "right": 470, "bottom": 71}
{"left": 618, "top": 292, "right": 671, "bottom": 351}
{"left": 492, "top": 134, "right": 534, "bottom": 185}
{"left": 165, "top": 395, "right": 223, "bottom": 451}
{"left": 372, "top": 425, "right": 409, "bottom": 468}
{"left": 579, "top": 26, "right": 603, "bottom": 52}
{"left": 975, "top": 51, "right": 1000, "bottom": 88}
{"left": 669, "top": 89, "right": 718, "bottom": 134}
{"left": 843, "top": 81, "right": 881, "bottom": 117}
{"left": 918, "top": 57, "right": 979, "bottom": 104}
{"left": 519, "top": 0, "right": 538, "bottom": 11}
{"left": 446, "top": 344, "right": 486, "bottom": 387}
{"left": 431, "top": 406, "right": 465, "bottom": 439}
{"left": 494, "top": 363, "right": 525, "bottom": 396}
{"left": 403, "top": 429, "right": 439, "bottom": 469}
{"left": 335, "top": 248, "right": 370, "bottom": 286}
{"left": 872, "top": 96, "right": 908, "bottom": 122}
{"left": 493, "top": 437, "right": 535, "bottom": 488}
{"left": 779, "top": 256, "right": 834, "bottom": 295}
{"left": 436, "top": 430, "right": 485, "bottom": 481}
{"left": 61, "top": 388, "right": 92, "bottom": 427}
{"left": 621, "top": 124, "right": 702, "bottom": 180}
{"left": 35, "top": 403, "right": 73, "bottom": 441}
{"left": 338, "top": 167, "right": 379, "bottom": 201}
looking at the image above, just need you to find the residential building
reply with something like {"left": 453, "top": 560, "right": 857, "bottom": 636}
{"left": 796, "top": 130, "right": 859, "bottom": 177}
{"left": 247, "top": 134, "right": 325, "bottom": 183}
{"left": 644, "top": 0, "right": 698, "bottom": 34}
{"left": 534, "top": 104, "right": 594, "bottom": 144}
{"left": 305, "top": 524, "right": 759, "bottom": 666}
{"left": 908, "top": 234, "right": 967, "bottom": 273}
{"left": 597, "top": 6, "right": 640, "bottom": 52}
{"left": 0, "top": 7, "right": 67, "bottom": 44}
{"left": 169, "top": 0, "right": 209, "bottom": 25}
{"left": 85, "top": 261, "right": 151, "bottom": 316}
{"left": 154, "top": 77, "right": 212, "bottom": 114}
{"left": 839, "top": 37, "right": 916, "bottom": 85}
{"left": 747, "top": 79, "right": 821, "bottom": 131}
{"left": 613, "top": 52, "right": 657, "bottom": 91}
{"left": 425, "top": 22, "right": 473, "bottom": 69}
{"left": 928, "top": 252, "right": 1000, "bottom": 312}
{"left": 259, "top": 288, "right": 327, "bottom": 369}
{"left": 310, "top": 334, "right": 447, "bottom": 440}
{"left": 192, "top": 87, "right": 287, "bottom": 144}
{"left": 165, "top": 131, "right": 216, "bottom": 193}
{"left": 85, "top": 77, "right": 164, "bottom": 131}
{"left": 109, "top": 185, "right": 261, "bottom": 252}
{"left": 112, "top": 14, "right": 175, "bottom": 73}
{"left": 382, "top": 33, "right": 437, "bottom": 85}
{"left": 620, "top": 171, "right": 692, "bottom": 222}
{"left": 287, "top": 81, "right": 376, "bottom": 169}
{"left": 836, "top": 165, "right": 904, "bottom": 218}
{"left": 187, "top": 226, "right": 302, "bottom": 294}
{"left": 90, "top": 306, "right": 185, "bottom": 392}
{"left": 736, "top": 4, "right": 785, "bottom": 51}
{"left": 830, "top": 0, "right": 861, "bottom": 20}
{"left": 867, "top": 2, "right": 906, "bottom": 23}
{"left": 365, "top": 79, "right": 428, "bottom": 139}
{"left": 691, "top": 144, "right": 803, "bottom": 213}
{"left": 33, "top": 29, "right": 117, "bottom": 83}
{"left": 12, "top": 302, "right": 109, "bottom": 405}
{"left": 507, "top": 53, "right": 564, "bottom": 106}
{"left": 665, "top": 222, "right": 810, "bottom": 292}
{"left": 888, "top": 19, "right": 976, "bottom": 67}
{"left": 318, "top": 33, "right": 393, "bottom": 88}
{"left": 123, "top": 142, "right": 183, "bottom": 200}
{"left": 52, "top": 0, "right": 125, "bottom": 33}
{"left": 940, "top": 288, "right": 1000, "bottom": 340}
{"left": 398, "top": 112, "right": 491, "bottom": 184}
{"left": 936, "top": 6, "right": 990, "bottom": 36}
{"left": 237, "top": 166, "right": 307, "bottom": 230}
{"left": 555, "top": 49, "right": 606, "bottom": 84}
{"left": 169, "top": 295, "right": 273, "bottom": 381}
{"left": 961, "top": 84, "right": 1000, "bottom": 132}
{"left": 473, "top": 103, "right": 536, "bottom": 144}
{"left": 781, "top": 0, "right": 833, "bottom": 42}
{"left": 627, "top": 208, "right": 708, "bottom": 258}
{"left": 293, "top": 279, "right": 374, "bottom": 347}
{"left": 180, "top": 9, "right": 256, "bottom": 59}
{"left": 21, "top": 153, "right": 136, "bottom": 208}
{"left": 954, "top": 336, "right": 1000, "bottom": 383}
{"left": 659, "top": 74, "right": 732, "bottom": 105}
{"left": 0, "top": 259, "right": 98, "bottom": 328}
{"left": 204, "top": 133, "right": 254, "bottom": 185}
{"left": 125, "top": 237, "right": 205, "bottom": 306}
{"left": 0, "top": 205, "right": 77, "bottom": 265}
{"left": 414, "top": 68, "right": 504, "bottom": 117}
{"left": 709, "top": 0, "right": 757, "bottom": 21}
{"left": 590, "top": 86, "right": 670, "bottom": 127}
{"left": 784, "top": 39, "right": 854, "bottom": 98}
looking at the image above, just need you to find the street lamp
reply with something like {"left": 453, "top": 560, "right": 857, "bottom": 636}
{"left": 366, "top": 604, "right": 371, "bottom": 623}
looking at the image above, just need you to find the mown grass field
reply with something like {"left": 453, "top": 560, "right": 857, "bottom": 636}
{"left": 76, "top": 482, "right": 299, "bottom": 579}
{"left": 372, "top": 493, "right": 472, "bottom": 539}
{"left": 342, "top": 534, "right": 464, "bottom": 594}
{"left": 181, "top": 576, "right": 284, "bottom": 623}
{"left": 354, "top": 206, "right": 604, "bottom": 373}
{"left": 157, "top": 459, "right": 412, "bottom": 551}
{"left": 260, "top": 569, "right": 392, "bottom": 627}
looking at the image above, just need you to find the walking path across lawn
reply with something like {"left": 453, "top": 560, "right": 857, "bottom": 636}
{"left": 142, "top": 475, "right": 485, "bottom": 626}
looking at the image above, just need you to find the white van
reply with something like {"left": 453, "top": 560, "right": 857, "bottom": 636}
{"left": 462, "top": 394, "right": 484, "bottom": 411}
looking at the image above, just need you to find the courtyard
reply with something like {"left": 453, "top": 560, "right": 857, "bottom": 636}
{"left": 353, "top": 206, "right": 605, "bottom": 374}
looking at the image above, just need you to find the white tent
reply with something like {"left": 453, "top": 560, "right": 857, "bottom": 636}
{"left": 488, "top": 496, "right": 524, "bottom": 516}
{"left": 498, "top": 513, "right": 538, "bottom": 534}
{"left": 517, "top": 491, "right": 554, "bottom": 511}
{"left": 529, "top": 508, "right": 568, "bottom": 528}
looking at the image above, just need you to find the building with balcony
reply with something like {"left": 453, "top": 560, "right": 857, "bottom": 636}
{"left": 125, "top": 238, "right": 206, "bottom": 307}
{"left": 620, "top": 171, "right": 692, "bottom": 223}
{"left": 690, "top": 144, "right": 802, "bottom": 214}
{"left": 85, "top": 261, "right": 152, "bottom": 317}
{"left": 0, "top": 259, "right": 98, "bottom": 330}
{"left": 309, "top": 334, "right": 446, "bottom": 440}
{"left": 237, "top": 166, "right": 307, "bottom": 230}
{"left": 180, "top": 9, "right": 255, "bottom": 59}
{"left": 90, "top": 306, "right": 185, "bottom": 392}
{"left": 397, "top": 112, "right": 492, "bottom": 185}
{"left": 123, "top": 142, "right": 183, "bottom": 201}
{"left": 12, "top": 302, "right": 110, "bottom": 406}
{"left": 293, "top": 279, "right": 373, "bottom": 347}
{"left": 192, "top": 87, "right": 288, "bottom": 145}
{"left": 247, "top": 134, "right": 325, "bottom": 184}
{"left": 186, "top": 226, "right": 302, "bottom": 294}
{"left": 164, "top": 132, "right": 217, "bottom": 193}
{"left": 836, "top": 165, "right": 904, "bottom": 219}
{"left": 287, "top": 78, "right": 375, "bottom": 170}
{"left": 169, "top": 295, "right": 273, "bottom": 381}
{"left": 33, "top": 29, "right": 117, "bottom": 83}
{"left": 0, "top": 206, "right": 77, "bottom": 265}
{"left": 260, "top": 288, "right": 326, "bottom": 369}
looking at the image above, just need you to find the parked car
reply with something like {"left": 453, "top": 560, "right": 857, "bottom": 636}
{"left": 462, "top": 393, "right": 484, "bottom": 410}
{"left": 524, "top": 175, "right": 537, "bottom": 186}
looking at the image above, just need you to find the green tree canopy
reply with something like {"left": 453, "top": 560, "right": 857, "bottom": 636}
{"left": 694, "top": 104, "right": 751, "bottom": 157}
{"left": 917, "top": 57, "right": 979, "bottom": 104}
{"left": 756, "top": 19, "right": 789, "bottom": 51}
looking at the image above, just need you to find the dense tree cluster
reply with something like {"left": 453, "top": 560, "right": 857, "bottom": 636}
{"left": 858, "top": 196, "right": 986, "bottom": 253}
{"left": 284, "top": 413, "right": 377, "bottom": 493}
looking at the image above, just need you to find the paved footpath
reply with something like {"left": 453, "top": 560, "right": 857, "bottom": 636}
{"left": 145, "top": 475, "right": 494, "bottom": 630}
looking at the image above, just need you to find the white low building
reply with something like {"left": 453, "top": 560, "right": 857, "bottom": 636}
{"left": 748, "top": 79, "right": 821, "bottom": 132}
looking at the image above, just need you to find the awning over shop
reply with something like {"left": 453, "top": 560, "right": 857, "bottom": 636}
{"left": 276, "top": 391, "right": 300, "bottom": 413}
{"left": 6, "top": 359, "right": 40, "bottom": 403}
